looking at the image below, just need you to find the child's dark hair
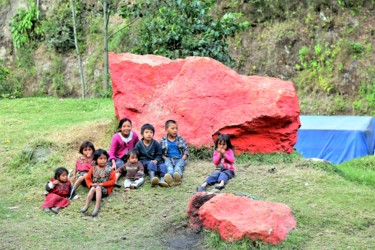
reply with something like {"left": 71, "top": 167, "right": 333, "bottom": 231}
{"left": 127, "top": 149, "right": 139, "bottom": 158}
{"left": 93, "top": 149, "right": 109, "bottom": 165}
{"left": 117, "top": 117, "right": 133, "bottom": 130}
{"left": 215, "top": 134, "right": 234, "bottom": 150}
{"left": 54, "top": 167, "right": 69, "bottom": 180}
{"left": 79, "top": 141, "right": 95, "bottom": 154}
{"left": 141, "top": 123, "right": 155, "bottom": 135}
{"left": 165, "top": 120, "right": 177, "bottom": 129}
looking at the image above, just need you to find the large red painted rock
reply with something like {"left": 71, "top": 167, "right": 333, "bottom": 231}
{"left": 109, "top": 52, "right": 300, "bottom": 153}
{"left": 198, "top": 193, "right": 296, "bottom": 245}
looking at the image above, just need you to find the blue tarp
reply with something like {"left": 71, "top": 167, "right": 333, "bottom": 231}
{"left": 294, "top": 116, "right": 375, "bottom": 164}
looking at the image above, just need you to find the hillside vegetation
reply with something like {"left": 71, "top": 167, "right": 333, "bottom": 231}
{"left": 0, "top": 0, "right": 374, "bottom": 115}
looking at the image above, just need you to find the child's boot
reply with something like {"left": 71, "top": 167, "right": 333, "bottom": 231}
{"left": 158, "top": 177, "right": 168, "bottom": 187}
{"left": 149, "top": 171, "right": 159, "bottom": 186}
{"left": 173, "top": 172, "right": 181, "bottom": 185}
{"left": 69, "top": 188, "right": 75, "bottom": 200}
{"left": 164, "top": 173, "right": 173, "bottom": 186}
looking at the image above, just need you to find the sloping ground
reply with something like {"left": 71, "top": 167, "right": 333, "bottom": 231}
{"left": 0, "top": 98, "right": 374, "bottom": 249}
{"left": 1, "top": 125, "right": 375, "bottom": 249}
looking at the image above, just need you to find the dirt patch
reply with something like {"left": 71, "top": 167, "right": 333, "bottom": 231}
{"left": 50, "top": 120, "right": 112, "bottom": 166}
{"left": 161, "top": 221, "right": 204, "bottom": 250}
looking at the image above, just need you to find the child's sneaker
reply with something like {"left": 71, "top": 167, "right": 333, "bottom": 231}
{"left": 151, "top": 177, "right": 159, "bottom": 186}
{"left": 173, "top": 172, "right": 181, "bottom": 184}
{"left": 164, "top": 173, "right": 173, "bottom": 186}
{"left": 196, "top": 186, "right": 206, "bottom": 192}
{"left": 44, "top": 208, "right": 51, "bottom": 213}
{"left": 215, "top": 185, "right": 225, "bottom": 190}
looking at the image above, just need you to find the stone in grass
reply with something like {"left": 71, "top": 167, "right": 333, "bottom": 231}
{"left": 198, "top": 193, "right": 296, "bottom": 245}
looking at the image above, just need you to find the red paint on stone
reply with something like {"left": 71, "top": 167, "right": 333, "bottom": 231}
{"left": 109, "top": 52, "right": 300, "bottom": 153}
{"left": 198, "top": 193, "right": 296, "bottom": 245}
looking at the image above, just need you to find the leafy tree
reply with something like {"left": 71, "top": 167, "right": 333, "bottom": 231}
{"left": 119, "top": 0, "right": 249, "bottom": 67}
{"left": 102, "top": 0, "right": 122, "bottom": 92}
{"left": 42, "top": 0, "right": 85, "bottom": 53}
{"left": 11, "top": 1, "right": 42, "bottom": 49}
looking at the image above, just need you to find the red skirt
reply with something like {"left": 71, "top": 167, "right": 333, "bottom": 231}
{"left": 42, "top": 193, "right": 70, "bottom": 208}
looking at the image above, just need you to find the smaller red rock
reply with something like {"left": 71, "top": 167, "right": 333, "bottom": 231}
{"left": 198, "top": 193, "right": 296, "bottom": 245}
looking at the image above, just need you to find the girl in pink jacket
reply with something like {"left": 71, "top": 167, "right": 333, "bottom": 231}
{"left": 108, "top": 118, "right": 139, "bottom": 170}
{"left": 196, "top": 134, "right": 235, "bottom": 192}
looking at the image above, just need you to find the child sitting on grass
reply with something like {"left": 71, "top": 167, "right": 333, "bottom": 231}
{"left": 42, "top": 167, "right": 72, "bottom": 214}
{"left": 116, "top": 149, "right": 144, "bottom": 191}
{"left": 134, "top": 123, "right": 168, "bottom": 187}
{"left": 70, "top": 141, "right": 95, "bottom": 199}
{"left": 109, "top": 117, "right": 139, "bottom": 170}
{"left": 196, "top": 134, "right": 235, "bottom": 192}
{"left": 160, "top": 120, "right": 189, "bottom": 186}
{"left": 80, "top": 149, "right": 115, "bottom": 217}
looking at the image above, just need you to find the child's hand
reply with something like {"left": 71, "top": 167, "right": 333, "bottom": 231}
{"left": 52, "top": 180, "right": 60, "bottom": 185}
{"left": 71, "top": 174, "right": 76, "bottom": 183}
{"left": 152, "top": 160, "right": 157, "bottom": 165}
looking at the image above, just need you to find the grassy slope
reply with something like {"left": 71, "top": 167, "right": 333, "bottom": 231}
{"left": 0, "top": 98, "right": 374, "bottom": 249}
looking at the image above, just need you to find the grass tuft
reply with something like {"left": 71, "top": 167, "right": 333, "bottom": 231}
{"left": 336, "top": 156, "right": 375, "bottom": 187}
{"left": 236, "top": 151, "right": 302, "bottom": 166}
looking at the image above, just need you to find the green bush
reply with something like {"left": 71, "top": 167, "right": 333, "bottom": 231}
{"left": 189, "top": 146, "right": 214, "bottom": 161}
{"left": 0, "top": 62, "right": 16, "bottom": 98}
{"left": 119, "top": 0, "right": 249, "bottom": 67}
{"left": 10, "top": 1, "right": 43, "bottom": 49}
{"left": 42, "top": 0, "right": 85, "bottom": 53}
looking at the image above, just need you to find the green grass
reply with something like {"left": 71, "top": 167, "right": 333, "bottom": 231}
{"left": 336, "top": 156, "right": 375, "bottom": 186}
{"left": 0, "top": 97, "right": 115, "bottom": 157}
{"left": 0, "top": 97, "right": 375, "bottom": 249}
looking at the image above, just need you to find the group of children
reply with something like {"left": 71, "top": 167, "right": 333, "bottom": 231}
{"left": 42, "top": 118, "right": 236, "bottom": 217}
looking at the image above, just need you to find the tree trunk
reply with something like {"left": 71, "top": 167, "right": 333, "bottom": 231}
{"left": 71, "top": 0, "right": 85, "bottom": 98}
{"left": 103, "top": 0, "right": 109, "bottom": 91}
{"left": 36, "top": 0, "right": 40, "bottom": 20}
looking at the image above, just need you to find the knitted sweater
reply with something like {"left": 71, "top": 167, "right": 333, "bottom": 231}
{"left": 85, "top": 165, "right": 116, "bottom": 195}
{"left": 45, "top": 178, "right": 72, "bottom": 197}
{"left": 108, "top": 131, "right": 139, "bottom": 161}
{"left": 212, "top": 149, "right": 235, "bottom": 172}
{"left": 134, "top": 139, "right": 163, "bottom": 164}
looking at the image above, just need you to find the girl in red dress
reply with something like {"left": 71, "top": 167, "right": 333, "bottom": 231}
{"left": 42, "top": 167, "right": 72, "bottom": 214}
{"left": 80, "top": 149, "right": 116, "bottom": 217}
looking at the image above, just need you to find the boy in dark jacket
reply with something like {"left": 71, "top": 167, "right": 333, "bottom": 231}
{"left": 134, "top": 123, "right": 168, "bottom": 187}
